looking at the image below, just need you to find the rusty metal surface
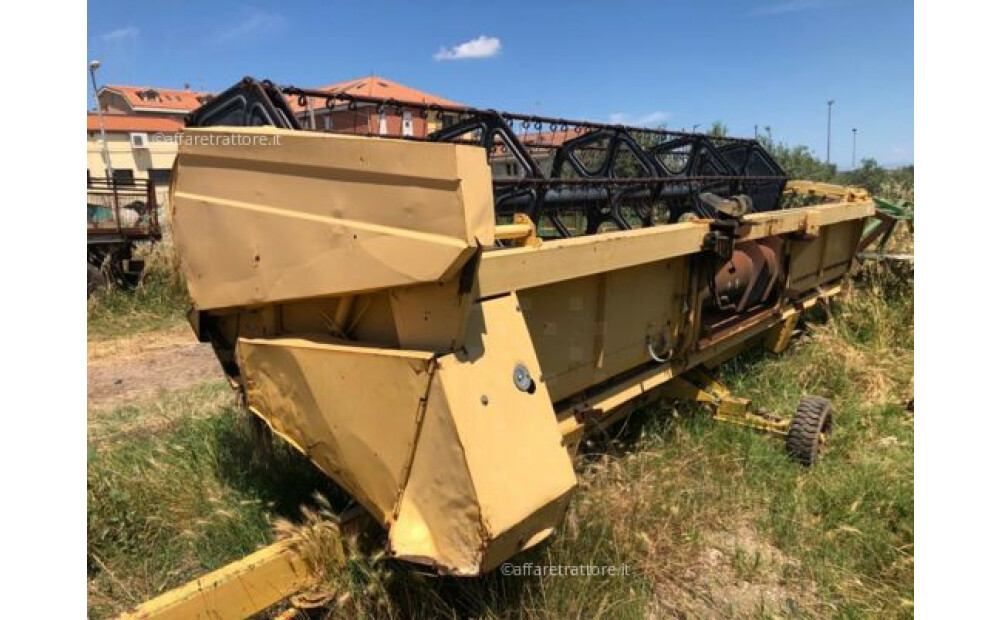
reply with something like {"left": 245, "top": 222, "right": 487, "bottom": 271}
{"left": 709, "top": 238, "right": 784, "bottom": 314}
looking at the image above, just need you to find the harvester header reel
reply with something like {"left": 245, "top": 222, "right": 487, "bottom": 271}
{"left": 188, "top": 77, "right": 788, "bottom": 238}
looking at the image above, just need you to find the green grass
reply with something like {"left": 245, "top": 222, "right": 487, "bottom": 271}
{"left": 87, "top": 265, "right": 912, "bottom": 619}
{"left": 87, "top": 381, "right": 231, "bottom": 445}
{"left": 87, "top": 284, "right": 188, "bottom": 340}
{"left": 87, "top": 236, "right": 190, "bottom": 340}
{"left": 87, "top": 392, "right": 338, "bottom": 618}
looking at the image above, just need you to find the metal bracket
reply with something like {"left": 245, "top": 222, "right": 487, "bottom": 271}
{"left": 660, "top": 365, "right": 790, "bottom": 436}
{"left": 702, "top": 229, "right": 735, "bottom": 262}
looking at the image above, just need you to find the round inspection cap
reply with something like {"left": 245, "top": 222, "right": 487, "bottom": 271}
{"left": 513, "top": 363, "right": 533, "bottom": 392}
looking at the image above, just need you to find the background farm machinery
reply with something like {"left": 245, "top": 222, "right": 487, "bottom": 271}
{"left": 87, "top": 177, "right": 162, "bottom": 295}
{"left": 859, "top": 196, "right": 914, "bottom": 262}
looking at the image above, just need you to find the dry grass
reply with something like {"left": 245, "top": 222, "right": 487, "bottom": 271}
{"left": 87, "top": 401, "right": 338, "bottom": 618}
{"left": 87, "top": 380, "right": 231, "bottom": 445}
{"left": 87, "top": 225, "right": 190, "bottom": 340}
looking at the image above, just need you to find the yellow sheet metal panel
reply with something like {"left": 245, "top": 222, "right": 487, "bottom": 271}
{"left": 518, "top": 275, "right": 599, "bottom": 400}
{"left": 787, "top": 219, "right": 865, "bottom": 294}
{"left": 389, "top": 276, "right": 473, "bottom": 353}
{"left": 117, "top": 541, "right": 313, "bottom": 620}
{"left": 389, "top": 376, "right": 488, "bottom": 574}
{"left": 442, "top": 294, "right": 576, "bottom": 547}
{"left": 477, "top": 201, "right": 873, "bottom": 298}
{"left": 171, "top": 127, "right": 494, "bottom": 310}
{"left": 237, "top": 304, "right": 575, "bottom": 577}
{"left": 237, "top": 335, "right": 434, "bottom": 523}
{"left": 478, "top": 221, "right": 706, "bottom": 297}
{"left": 390, "top": 294, "right": 577, "bottom": 574}
{"left": 520, "top": 257, "right": 689, "bottom": 402}
{"left": 740, "top": 200, "right": 873, "bottom": 240}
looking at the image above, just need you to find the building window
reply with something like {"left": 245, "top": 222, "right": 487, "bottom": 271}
{"left": 149, "top": 168, "right": 172, "bottom": 187}
{"left": 378, "top": 112, "right": 388, "bottom": 136}
{"left": 112, "top": 169, "right": 135, "bottom": 185}
{"left": 402, "top": 111, "right": 413, "bottom": 137}
{"left": 324, "top": 116, "right": 332, "bottom": 130}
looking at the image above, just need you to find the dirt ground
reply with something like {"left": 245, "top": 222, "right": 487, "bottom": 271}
{"left": 87, "top": 324, "right": 222, "bottom": 411}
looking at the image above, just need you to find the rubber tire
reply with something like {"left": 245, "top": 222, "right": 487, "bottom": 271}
{"left": 87, "top": 263, "right": 106, "bottom": 297}
{"left": 786, "top": 396, "right": 833, "bottom": 466}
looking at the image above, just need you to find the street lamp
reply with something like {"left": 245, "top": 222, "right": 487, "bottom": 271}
{"left": 826, "top": 99, "right": 834, "bottom": 165}
{"left": 852, "top": 128, "right": 858, "bottom": 169}
{"left": 89, "top": 60, "right": 114, "bottom": 181}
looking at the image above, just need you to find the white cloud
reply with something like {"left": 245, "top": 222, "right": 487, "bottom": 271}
{"left": 609, "top": 111, "right": 672, "bottom": 127}
{"left": 433, "top": 35, "right": 502, "bottom": 61}
{"left": 102, "top": 26, "right": 138, "bottom": 42}
{"left": 214, "top": 9, "right": 286, "bottom": 43}
{"left": 751, "top": 0, "right": 830, "bottom": 16}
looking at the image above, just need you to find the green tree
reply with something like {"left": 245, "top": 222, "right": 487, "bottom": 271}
{"left": 842, "top": 158, "right": 886, "bottom": 194}
{"left": 757, "top": 134, "right": 837, "bottom": 181}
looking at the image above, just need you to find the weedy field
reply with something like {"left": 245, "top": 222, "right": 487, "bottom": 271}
{"left": 87, "top": 227, "right": 913, "bottom": 619}
{"left": 87, "top": 229, "right": 189, "bottom": 341}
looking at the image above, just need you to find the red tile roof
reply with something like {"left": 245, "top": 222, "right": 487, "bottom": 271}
{"left": 522, "top": 129, "right": 581, "bottom": 147}
{"left": 286, "top": 76, "right": 460, "bottom": 113}
{"left": 87, "top": 113, "right": 184, "bottom": 133}
{"left": 101, "top": 85, "right": 212, "bottom": 112}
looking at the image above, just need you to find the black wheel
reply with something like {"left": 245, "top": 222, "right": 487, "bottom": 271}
{"left": 87, "top": 263, "right": 106, "bottom": 297}
{"left": 786, "top": 396, "right": 833, "bottom": 466}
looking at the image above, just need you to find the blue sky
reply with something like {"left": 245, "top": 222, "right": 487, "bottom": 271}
{"left": 87, "top": 0, "right": 913, "bottom": 168}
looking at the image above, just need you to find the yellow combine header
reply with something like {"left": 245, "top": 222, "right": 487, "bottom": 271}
{"left": 122, "top": 78, "right": 874, "bottom": 618}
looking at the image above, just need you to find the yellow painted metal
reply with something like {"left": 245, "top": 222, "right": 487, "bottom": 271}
{"left": 170, "top": 128, "right": 495, "bottom": 310}
{"left": 784, "top": 179, "right": 871, "bottom": 202}
{"left": 117, "top": 540, "right": 314, "bottom": 620}
{"left": 391, "top": 294, "right": 575, "bottom": 574}
{"left": 765, "top": 314, "right": 799, "bottom": 354}
{"left": 519, "top": 256, "right": 688, "bottom": 402}
{"left": 236, "top": 295, "right": 574, "bottom": 576}
{"left": 494, "top": 215, "right": 539, "bottom": 246}
{"left": 555, "top": 284, "right": 841, "bottom": 447}
{"left": 478, "top": 200, "right": 872, "bottom": 297}
{"left": 495, "top": 222, "right": 534, "bottom": 239}
{"left": 510, "top": 212, "right": 542, "bottom": 247}
{"left": 787, "top": 219, "right": 863, "bottom": 294}
{"left": 238, "top": 337, "right": 436, "bottom": 524}
{"left": 658, "top": 366, "right": 790, "bottom": 436}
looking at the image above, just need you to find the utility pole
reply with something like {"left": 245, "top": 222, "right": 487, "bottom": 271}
{"left": 852, "top": 128, "right": 858, "bottom": 169}
{"left": 826, "top": 100, "right": 834, "bottom": 165}
{"left": 89, "top": 60, "right": 114, "bottom": 181}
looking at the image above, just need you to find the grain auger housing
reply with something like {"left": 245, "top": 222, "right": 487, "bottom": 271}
{"left": 168, "top": 77, "right": 874, "bottom": 581}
